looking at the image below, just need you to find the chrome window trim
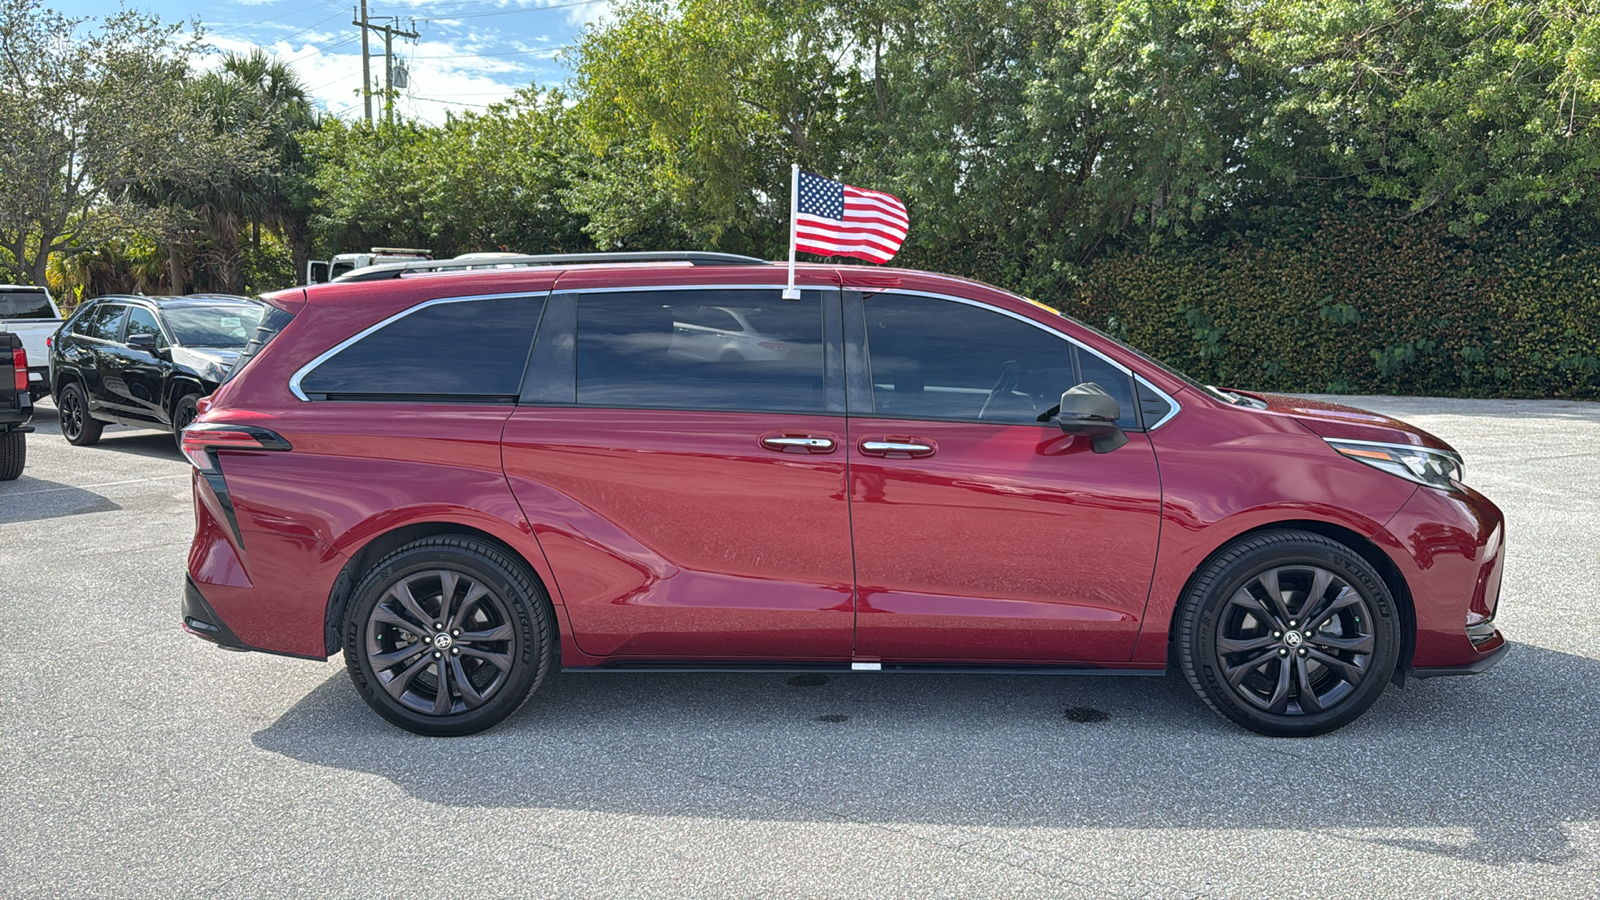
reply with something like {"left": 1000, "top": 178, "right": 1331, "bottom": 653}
{"left": 288, "top": 291, "right": 542, "bottom": 402}
{"left": 1135, "top": 375, "right": 1182, "bottom": 430}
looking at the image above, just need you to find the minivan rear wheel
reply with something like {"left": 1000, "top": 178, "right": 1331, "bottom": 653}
{"left": 1175, "top": 530, "right": 1401, "bottom": 737}
{"left": 343, "top": 536, "right": 554, "bottom": 736}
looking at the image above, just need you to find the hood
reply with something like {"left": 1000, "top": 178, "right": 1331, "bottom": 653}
{"left": 170, "top": 346, "right": 242, "bottom": 384}
{"left": 1246, "top": 392, "right": 1456, "bottom": 452}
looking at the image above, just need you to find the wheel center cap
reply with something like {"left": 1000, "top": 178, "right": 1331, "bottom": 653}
{"left": 1283, "top": 631, "right": 1304, "bottom": 648}
{"left": 433, "top": 632, "right": 454, "bottom": 650}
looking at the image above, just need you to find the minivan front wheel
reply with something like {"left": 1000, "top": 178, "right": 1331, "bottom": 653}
{"left": 343, "top": 536, "right": 554, "bottom": 736}
{"left": 1175, "top": 530, "right": 1400, "bottom": 737}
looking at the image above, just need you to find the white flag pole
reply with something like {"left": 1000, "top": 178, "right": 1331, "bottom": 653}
{"left": 782, "top": 163, "right": 801, "bottom": 300}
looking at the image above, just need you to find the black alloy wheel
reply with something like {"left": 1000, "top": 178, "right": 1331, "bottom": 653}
{"left": 58, "top": 382, "right": 103, "bottom": 446}
{"left": 1176, "top": 531, "right": 1400, "bottom": 737}
{"left": 171, "top": 393, "right": 200, "bottom": 450}
{"left": 344, "top": 536, "right": 553, "bottom": 736}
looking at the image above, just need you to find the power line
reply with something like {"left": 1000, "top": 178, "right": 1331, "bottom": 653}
{"left": 420, "top": 0, "right": 606, "bottom": 21}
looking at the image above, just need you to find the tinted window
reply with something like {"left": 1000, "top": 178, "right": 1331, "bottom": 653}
{"left": 576, "top": 290, "right": 824, "bottom": 413}
{"left": 124, "top": 307, "right": 167, "bottom": 349}
{"left": 78, "top": 304, "right": 127, "bottom": 342}
{"left": 0, "top": 288, "right": 54, "bottom": 319}
{"left": 299, "top": 294, "right": 543, "bottom": 400}
{"left": 164, "top": 304, "right": 264, "bottom": 348}
{"left": 862, "top": 293, "right": 1137, "bottom": 428}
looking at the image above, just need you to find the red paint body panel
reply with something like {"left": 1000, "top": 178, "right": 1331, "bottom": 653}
{"left": 502, "top": 408, "right": 855, "bottom": 660}
{"left": 848, "top": 420, "right": 1161, "bottom": 662}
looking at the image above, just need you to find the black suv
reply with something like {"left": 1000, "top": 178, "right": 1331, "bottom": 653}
{"left": 50, "top": 294, "right": 265, "bottom": 447}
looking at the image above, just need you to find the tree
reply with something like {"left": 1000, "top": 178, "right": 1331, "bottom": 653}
{"left": 0, "top": 0, "right": 255, "bottom": 286}
{"left": 305, "top": 89, "right": 588, "bottom": 258}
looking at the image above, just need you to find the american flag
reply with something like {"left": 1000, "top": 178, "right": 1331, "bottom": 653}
{"left": 794, "top": 171, "right": 908, "bottom": 264}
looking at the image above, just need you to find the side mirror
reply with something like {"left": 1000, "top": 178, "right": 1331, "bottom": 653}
{"left": 126, "top": 332, "right": 159, "bottom": 354}
{"left": 1056, "top": 382, "right": 1128, "bottom": 454}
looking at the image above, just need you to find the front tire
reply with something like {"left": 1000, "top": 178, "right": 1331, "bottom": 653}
{"left": 0, "top": 430, "right": 24, "bottom": 480}
{"left": 58, "top": 382, "right": 103, "bottom": 446}
{"left": 343, "top": 536, "right": 554, "bottom": 736}
{"left": 171, "top": 392, "right": 200, "bottom": 450}
{"left": 1175, "top": 530, "right": 1401, "bottom": 737}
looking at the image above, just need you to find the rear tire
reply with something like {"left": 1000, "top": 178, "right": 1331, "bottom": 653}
{"left": 1175, "top": 530, "right": 1401, "bottom": 737}
{"left": 0, "top": 430, "right": 24, "bottom": 480}
{"left": 58, "top": 382, "right": 103, "bottom": 446}
{"left": 343, "top": 536, "right": 554, "bottom": 736}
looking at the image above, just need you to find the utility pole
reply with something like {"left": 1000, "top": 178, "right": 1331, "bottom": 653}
{"left": 352, "top": 5, "right": 417, "bottom": 126}
{"left": 356, "top": 1, "right": 371, "bottom": 125}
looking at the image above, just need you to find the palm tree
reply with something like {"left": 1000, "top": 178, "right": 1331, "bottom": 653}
{"left": 134, "top": 49, "right": 316, "bottom": 293}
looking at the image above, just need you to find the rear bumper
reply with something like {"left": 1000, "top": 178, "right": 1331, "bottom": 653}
{"left": 181, "top": 576, "right": 325, "bottom": 660}
{"left": 181, "top": 576, "right": 251, "bottom": 651}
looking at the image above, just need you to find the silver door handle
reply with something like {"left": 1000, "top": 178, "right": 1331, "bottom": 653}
{"left": 760, "top": 435, "right": 837, "bottom": 452}
{"left": 860, "top": 440, "right": 932, "bottom": 454}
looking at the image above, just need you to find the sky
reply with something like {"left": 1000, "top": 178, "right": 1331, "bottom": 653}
{"left": 55, "top": 0, "right": 614, "bottom": 124}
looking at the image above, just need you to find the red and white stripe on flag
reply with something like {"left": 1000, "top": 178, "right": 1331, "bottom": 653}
{"left": 794, "top": 171, "right": 908, "bottom": 264}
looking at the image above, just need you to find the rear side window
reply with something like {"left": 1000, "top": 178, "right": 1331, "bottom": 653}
{"left": 76, "top": 304, "right": 127, "bottom": 342}
{"left": 862, "top": 292, "right": 1138, "bottom": 429}
{"left": 0, "top": 288, "right": 54, "bottom": 319}
{"left": 576, "top": 289, "right": 825, "bottom": 413}
{"left": 296, "top": 294, "right": 543, "bottom": 401}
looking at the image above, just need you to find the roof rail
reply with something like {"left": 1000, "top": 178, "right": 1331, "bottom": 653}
{"left": 333, "top": 251, "right": 770, "bottom": 282}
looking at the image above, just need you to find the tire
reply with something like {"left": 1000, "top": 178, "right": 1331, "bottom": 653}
{"left": 0, "top": 430, "right": 24, "bottom": 480}
{"left": 1175, "top": 530, "right": 1401, "bottom": 737}
{"left": 343, "top": 536, "right": 554, "bottom": 736}
{"left": 171, "top": 392, "right": 200, "bottom": 450}
{"left": 57, "top": 381, "right": 103, "bottom": 446}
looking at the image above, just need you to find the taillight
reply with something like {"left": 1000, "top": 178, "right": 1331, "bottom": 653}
{"left": 12, "top": 346, "right": 25, "bottom": 392}
{"left": 181, "top": 423, "right": 292, "bottom": 471}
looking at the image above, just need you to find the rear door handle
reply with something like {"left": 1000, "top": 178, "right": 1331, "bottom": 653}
{"left": 858, "top": 437, "right": 936, "bottom": 458}
{"left": 760, "top": 432, "right": 838, "bottom": 454}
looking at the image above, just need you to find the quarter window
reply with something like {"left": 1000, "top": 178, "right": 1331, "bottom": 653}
{"left": 861, "top": 293, "right": 1138, "bottom": 428}
{"left": 297, "top": 294, "right": 543, "bottom": 400}
{"left": 576, "top": 290, "right": 825, "bottom": 413}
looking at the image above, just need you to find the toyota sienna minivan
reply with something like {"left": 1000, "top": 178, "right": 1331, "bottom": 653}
{"left": 181, "top": 252, "right": 1506, "bottom": 736}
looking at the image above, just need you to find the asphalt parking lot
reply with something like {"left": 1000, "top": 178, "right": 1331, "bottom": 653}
{"left": 2, "top": 395, "right": 1598, "bottom": 898}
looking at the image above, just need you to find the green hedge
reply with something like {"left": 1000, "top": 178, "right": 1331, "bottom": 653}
{"left": 1057, "top": 206, "right": 1600, "bottom": 399}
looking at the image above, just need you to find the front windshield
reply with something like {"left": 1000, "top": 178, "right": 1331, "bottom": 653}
{"left": 165, "top": 304, "right": 266, "bottom": 348}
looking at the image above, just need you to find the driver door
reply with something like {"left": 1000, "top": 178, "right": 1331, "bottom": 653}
{"left": 846, "top": 291, "right": 1163, "bottom": 664}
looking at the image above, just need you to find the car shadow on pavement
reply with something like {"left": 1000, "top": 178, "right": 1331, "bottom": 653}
{"left": 25, "top": 403, "right": 182, "bottom": 461}
{"left": 0, "top": 475, "right": 120, "bottom": 523}
{"left": 253, "top": 640, "right": 1593, "bottom": 865}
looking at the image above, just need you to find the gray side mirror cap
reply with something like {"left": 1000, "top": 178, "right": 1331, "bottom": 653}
{"left": 1056, "top": 382, "right": 1128, "bottom": 453}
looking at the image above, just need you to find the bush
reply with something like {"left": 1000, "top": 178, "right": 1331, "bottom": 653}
{"left": 1062, "top": 204, "right": 1600, "bottom": 399}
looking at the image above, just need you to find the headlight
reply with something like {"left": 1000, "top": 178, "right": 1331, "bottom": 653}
{"left": 1325, "top": 438, "right": 1464, "bottom": 491}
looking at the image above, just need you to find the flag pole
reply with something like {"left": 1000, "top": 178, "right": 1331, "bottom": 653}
{"left": 782, "top": 163, "right": 801, "bottom": 300}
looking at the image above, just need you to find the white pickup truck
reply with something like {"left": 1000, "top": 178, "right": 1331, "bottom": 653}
{"left": 0, "top": 285, "right": 64, "bottom": 400}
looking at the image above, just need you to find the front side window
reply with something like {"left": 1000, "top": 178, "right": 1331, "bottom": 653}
{"left": 297, "top": 294, "right": 543, "bottom": 400}
{"left": 576, "top": 290, "right": 825, "bottom": 413}
{"left": 124, "top": 307, "right": 168, "bottom": 350}
{"left": 862, "top": 292, "right": 1138, "bottom": 429}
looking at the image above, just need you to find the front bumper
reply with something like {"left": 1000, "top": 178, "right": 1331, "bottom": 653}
{"left": 1412, "top": 631, "right": 1509, "bottom": 678}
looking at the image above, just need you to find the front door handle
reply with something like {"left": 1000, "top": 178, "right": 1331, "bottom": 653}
{"left": 858, "top": 437, "right": 936, "bottom": 458}
{"left": 759, "top": 432, "right": 838, "bottom": 454}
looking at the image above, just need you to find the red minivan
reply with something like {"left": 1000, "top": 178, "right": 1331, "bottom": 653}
{"left": 181, "top": 252, "right": 1507, "bottom": 736}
